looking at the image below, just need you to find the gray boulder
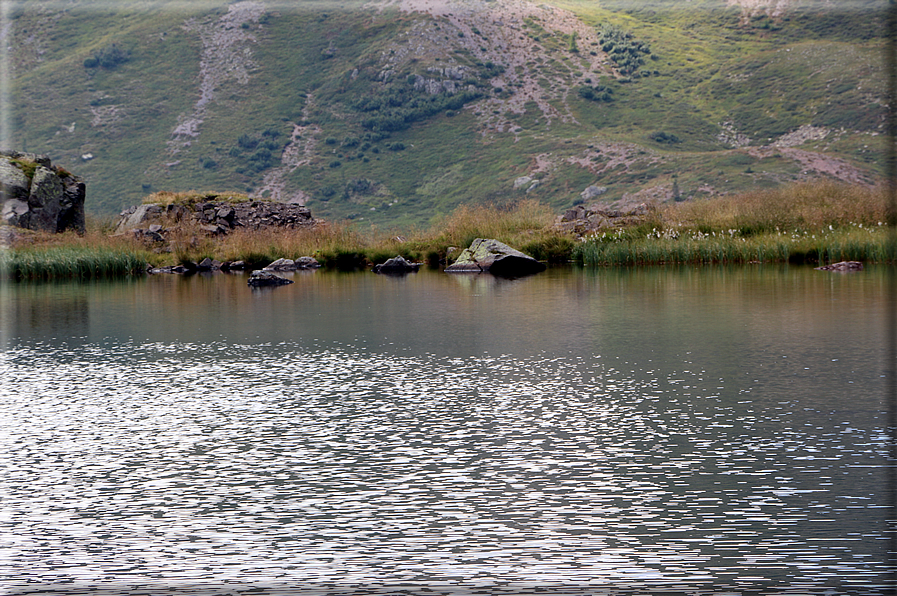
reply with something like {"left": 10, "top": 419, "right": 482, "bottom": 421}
{"left": 264, "top": 258, "right": 297, "bottom": 271}
{"left": 247, "top": 270, "right": 294, "bottom": 287}
{"left": 581, "top": 185, "right": 607, "bottom": 201}
{"left": 372, "top": 255, "right": 420, "bottom": 274}
{"left": 0, "top": 151, "right": 86, "bottom": 234}
{"left": 295, "top": 256, "right": 321, "bottom": 269}
{"left": 264, "top": 256, "right": 321, "bottom": 271}
{"left": 445, "top": 238, "right": 546, "bottom": 277}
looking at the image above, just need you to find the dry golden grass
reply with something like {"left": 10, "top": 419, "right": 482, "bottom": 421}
{"left": 413, "top": 199, "right": 556, "bottom": 251}
{"left": 661, "top": 181, "right": 889, "bottom": 233}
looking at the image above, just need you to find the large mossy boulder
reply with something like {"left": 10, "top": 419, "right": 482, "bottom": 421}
{"left": 0, "top": 151, "right": 86, "bottom": 234}
{"left": 445, "top": 238, "right": 546, "bottom": 277}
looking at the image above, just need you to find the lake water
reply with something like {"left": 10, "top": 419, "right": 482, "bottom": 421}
{"left": 0, "top": 265, "right": 893, "bottom": 595}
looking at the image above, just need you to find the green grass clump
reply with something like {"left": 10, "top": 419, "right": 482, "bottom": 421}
{"left": 1, "top": 246, "right": 148, "bottom": 281}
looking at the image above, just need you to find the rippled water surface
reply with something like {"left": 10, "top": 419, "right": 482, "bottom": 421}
{"left": 0, "top": 266, "right": 892, "bottom": 595}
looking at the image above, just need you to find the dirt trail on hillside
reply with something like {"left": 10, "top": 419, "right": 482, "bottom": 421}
{"left": 253, "top": 96, "right": 322, "bottom": 204}
{"left": 167, "top": 1, "right": 265, "bottom": 154}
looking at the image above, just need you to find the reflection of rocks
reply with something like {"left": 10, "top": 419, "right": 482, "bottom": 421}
{"left": 1, "top": 151, "right": 86, "bottom": 234}
{"left": 248, "top": 269, "right": 294, "bottom": 287}
{"left": 115, "top": 199, "right": 316, "bottom": 236}
{"left": 553, "top": 202, "right": 651, "bottom": 238}
{"left": 372, "top": 255, "right": 420, "bottom": 274}
{"left": 816, "top": 261, "right": 863, "bottom": 271}
{"left": 445, "top": 238, "right": 545, "bottom": 277}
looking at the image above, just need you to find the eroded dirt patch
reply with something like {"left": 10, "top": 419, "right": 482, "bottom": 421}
{"left": 168, "top": 1, "right": 265, "bottom": 154}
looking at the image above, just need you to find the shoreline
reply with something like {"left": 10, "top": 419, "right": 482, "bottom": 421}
{"left": 1, "top": 181, "right": 893, "bottom": 281}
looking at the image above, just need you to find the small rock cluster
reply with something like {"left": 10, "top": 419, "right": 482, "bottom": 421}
{"left": 0, "top": 151, "right": 86, "bottom": 234}
{"left": 149, "top": 258, "right": 247, "bottom": 275}
{"left": 815, "top": 261, "right": 863, "bottom": 271}
{"left": 248, "top": 257, "right": 321, "bottom": 287}
{"left": 116, "top": 199, "right": 315, "bottom": 238}
{"left": 150, "top": 256, "right": 320, "bottom": 277}
{"left": 552, "top": 202, "right": 652, "bottom": 238}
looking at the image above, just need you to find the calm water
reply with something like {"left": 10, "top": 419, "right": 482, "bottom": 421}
{"left": 0, "top": 265, "right": 893, "bottom": 595}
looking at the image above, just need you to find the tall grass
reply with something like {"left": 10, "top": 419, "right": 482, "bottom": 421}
{"left": 1, "top": 246, "right": 148, "bottom": 280}
{"left": 574, "top": 182, "right": 894, "bottom": 266}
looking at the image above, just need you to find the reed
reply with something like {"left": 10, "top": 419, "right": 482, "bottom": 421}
{"left": 1, "top": 246, "right": 148, "bottom": 280}
{"left": 573, "top": 223, "right": 892, "bottom": 266}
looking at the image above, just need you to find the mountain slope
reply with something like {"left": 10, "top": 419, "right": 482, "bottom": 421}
{"left": 5, "top": 0, "right": 888, "bottom": 228}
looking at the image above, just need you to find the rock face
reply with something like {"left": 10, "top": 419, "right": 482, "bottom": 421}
{"left": 115, "top": 198, "right": 315, "bottom": 236}
{"left": 247, "top": 269, "right": 294, "bottom": 287}
{"left": 372, "top": 255, "right": 421, "bottom": 274}
{"left": 0, "top": 151, "right": 86, "bottom": 234}
{"left": 445, "top": 238, "right": 546, "bottom": 277}
{"left": 552, "top": 202, "right": 651, "bottom": 238}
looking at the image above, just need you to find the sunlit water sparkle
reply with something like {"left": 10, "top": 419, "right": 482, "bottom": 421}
{"left": 0, "top": 267, "right": 891, "bottom": 595}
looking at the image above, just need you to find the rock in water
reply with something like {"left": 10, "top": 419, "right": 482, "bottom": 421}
{"left": 247, "top": 270, "right": 294, "bottom": 287}
{"left": 372, "top": 255, "right": 420, "bottom": 274}
{"left": 445, "top": 238, "right": 546, "bottom": 277}
{"left": 815, "top": 261, "right": 863, "bottom": 271}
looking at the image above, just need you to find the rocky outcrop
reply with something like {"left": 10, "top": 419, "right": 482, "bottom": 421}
{"left": 552, "top": 202, "right": 651, "bottom": 238}
{"left": 816, "top": 261, "right": 863, "bottom": 271}
{"left": 445, "top": 238, "right": 545, "bottom": 277}
{"left": 115, "top": 198, "right": 316, "bottom": 236}
{"left": 247, "top": 270, "right": 294, "bottom": 287}
{"left": 372, "top": 255, "right": 421, "bottom": 274}
{"left": 1, "top": 151, "right": 86, "bottom": 234}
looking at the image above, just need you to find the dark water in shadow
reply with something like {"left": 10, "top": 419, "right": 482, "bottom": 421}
{"left": 0, "top": 265, "right": 892, "bottom": 594}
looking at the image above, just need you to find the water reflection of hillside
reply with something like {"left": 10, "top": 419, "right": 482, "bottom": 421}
{"left": 3, "top": 284, "right": 91, "bottom": 342}
{"left": 4, "top": 266, "right": 888, "bottom": 375}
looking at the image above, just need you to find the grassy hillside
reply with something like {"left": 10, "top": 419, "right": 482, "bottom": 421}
{"left": 6, "top": 0, "right": 889, "bottom": 229}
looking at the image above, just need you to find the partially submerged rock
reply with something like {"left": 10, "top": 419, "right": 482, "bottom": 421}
{"left": 445, "top": 238, "right": 545, "bottom": 277}
{"left": 372, "top": 255, "right": 420, "bottom": 274}
{"left": 247, "top": 269, "right": 294, "bottom": 287}
{"left": 816, "top": 261, "right": 863, "bottom": 271}
{"left": 263, "top": 257, "right": 320, "bottom": 271}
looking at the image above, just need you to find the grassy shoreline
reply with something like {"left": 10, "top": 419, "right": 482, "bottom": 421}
{"left": 2, "top": 182, "right": 894, "bottom": 280}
